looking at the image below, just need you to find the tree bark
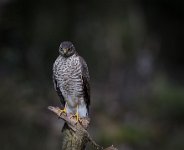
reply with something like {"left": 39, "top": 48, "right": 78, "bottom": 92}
{"left": 61, "top": 123, "right": 88, "bottom": 150}
{"left": 48, "top": 106, "right": 117, "bottom": 150}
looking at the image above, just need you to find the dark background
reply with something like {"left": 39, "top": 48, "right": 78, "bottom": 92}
{"left": 0, "top": 0, "right": 184, "bottom": 150}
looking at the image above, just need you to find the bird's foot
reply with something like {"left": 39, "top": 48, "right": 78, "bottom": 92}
{"left": 70, "top": 113, "right": 82, "bottom": 124}
{"left": 58, "top": 107, "right": 67, "bottom": 116}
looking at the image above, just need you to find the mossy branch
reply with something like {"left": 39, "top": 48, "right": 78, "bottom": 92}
{"left": 48, "top": 106, "right": 118, "bottom": 150}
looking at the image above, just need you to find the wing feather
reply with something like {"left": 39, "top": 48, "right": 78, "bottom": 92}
{"left": 79, "top": 56, "right": 90, "bottom": 112}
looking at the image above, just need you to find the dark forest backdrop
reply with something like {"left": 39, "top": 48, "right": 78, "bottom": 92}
{"left": 0, "top": 0, "right": 184, "bottom": 150}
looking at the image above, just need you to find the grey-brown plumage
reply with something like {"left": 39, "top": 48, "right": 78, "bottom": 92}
{"left": 53, "top": 41, "right": 90, "bottom": 118}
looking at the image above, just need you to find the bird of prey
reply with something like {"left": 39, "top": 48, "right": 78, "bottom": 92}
{"left": 53, "top": 41, "right": 90, "bottom": 122}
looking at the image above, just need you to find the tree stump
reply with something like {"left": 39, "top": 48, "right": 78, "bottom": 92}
{"left": 48, "top": 106, "right": 118, "bottom": 150}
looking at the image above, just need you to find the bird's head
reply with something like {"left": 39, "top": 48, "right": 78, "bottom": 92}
{"left": 59, "top": 41, "right": 76, "bottom": 57}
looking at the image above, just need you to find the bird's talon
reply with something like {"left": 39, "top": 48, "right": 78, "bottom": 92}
{"left": 58, "top": 107, "right": 67, "bottom": 116}
{"left": 70, "top": 114, "right": 80, "bottom": 123}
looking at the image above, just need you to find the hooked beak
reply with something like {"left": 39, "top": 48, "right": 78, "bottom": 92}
{"left": 63, "top": 48, "right": 67, "bottom": 54}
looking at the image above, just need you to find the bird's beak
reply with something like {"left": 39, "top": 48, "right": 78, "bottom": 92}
{"left": 63, "top": 48, "right": 67, "bottom": 54}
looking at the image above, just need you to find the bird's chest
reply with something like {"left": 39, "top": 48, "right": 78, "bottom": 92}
{"left": 55, "top": 57, "right": 81, "bottom": 85}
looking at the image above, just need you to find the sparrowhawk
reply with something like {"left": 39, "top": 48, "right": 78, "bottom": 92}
{"left": 53, "top": 41, "right": 90, "bottom": 122}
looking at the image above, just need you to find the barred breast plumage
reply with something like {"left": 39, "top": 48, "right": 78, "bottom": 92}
{"left": 54, "top": 54, "right": 83, "bottom": 100}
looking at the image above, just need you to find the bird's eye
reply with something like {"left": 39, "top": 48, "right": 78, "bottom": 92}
{"left": 59, "top": 47, "right": 63, "bottom": 51}
{"left": 68, "top": 48, "right": 71, "bottom": 51}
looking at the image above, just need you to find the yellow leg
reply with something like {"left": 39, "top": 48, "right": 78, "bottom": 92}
{"left": 70, "top": 105, "right": 79, "bottom": 123}
{"left": 76, "top": 105, "right": 79, "bottom": 122}
{"left": 59, "top": 105, "right": 67, "bottom": 115}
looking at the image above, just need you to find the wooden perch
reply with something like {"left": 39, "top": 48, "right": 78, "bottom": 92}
{"left": 48, "top": 106, "right": 118, "bottom": 150}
